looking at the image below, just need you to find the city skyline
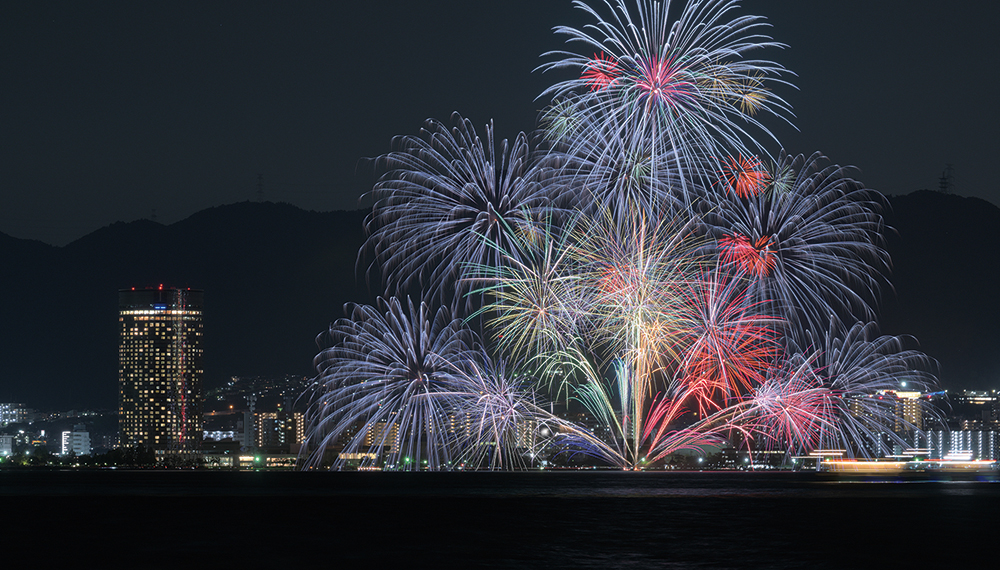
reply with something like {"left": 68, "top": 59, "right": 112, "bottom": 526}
{"left": 2, "top": 1, "right": 999, "bottom": 469}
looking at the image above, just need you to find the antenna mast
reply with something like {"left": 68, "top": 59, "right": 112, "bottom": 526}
{"left": 938, "top": 164, "right": 954, "bottom": 194}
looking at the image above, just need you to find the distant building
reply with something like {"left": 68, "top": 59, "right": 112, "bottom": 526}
{"left": 948, "top": 391, "right": 999, "bottom": 430}
{"left": 847, "top": 391, "right": 929, "bottom": 430}
{"left": 362, "top": 420, "right": 399, "bottom": 451}
{"left": 0, "top": 435, "right": 13, "bottom": 456}
{"left": 255, "top": 411, "right": 305, "bottom": 450}
{"left": 204, "top": 430, "right": 238, "bottom": 442}
{"left": 31, "top": 430, "right": 49, "bottom": 449}
{"left": 119, "top": 287, "right": 204, "bottom": 451}
{"left": 925, "top": 430, "right": 999, "bottom": 461}
{"left": 0, "top": 403, "right": 27, "bottom": 427}
{"left": 846, "top": 390, "right": 936, "bottom": 457}
{"left": 61, "top": 424, "right": 91, "bottom": 456}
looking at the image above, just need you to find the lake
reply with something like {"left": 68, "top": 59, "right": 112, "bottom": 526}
{"left": 2, "top": 470, "right": 994, "bottom": 568}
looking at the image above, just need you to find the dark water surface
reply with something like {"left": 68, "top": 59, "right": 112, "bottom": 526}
{"left": 2, "top": 470, "right": 995, "bottom": 568}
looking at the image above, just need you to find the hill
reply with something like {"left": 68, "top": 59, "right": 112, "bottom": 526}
{"left": 0, "top": 202, "right": 372, "bottom": 410}
{"left": 880, "top": 190, "right": 1000, "bottom": 389}
{"left": 0, "top": 192, "right": 996, "bottom": 410}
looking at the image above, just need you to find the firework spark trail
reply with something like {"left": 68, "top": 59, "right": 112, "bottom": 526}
{"left": 581, "top": 52, "right": 621, "bottom": 92}
{"left": 464, "top": 213, "right": 585, "bottom": 363}
{"left": 801, "top": 321, "right": 940, "bottom": 456}
{"left": 474, "top": 206, "right": 715, "bottom": 468}
{"left": 567, "top": 207, "right": 703, "bottom": 464}
{"left": 540, "top": 105, "right": 690, "bottom": 223}
{"left": 673, "top": 271, "right": 779, "bottom": 412}
{"left": 539, "top": 349, "right": 723, "bottom": 469}
{"left": 700, "top": 321, "right": 940, "bottom": 457}
{"left": 719, "top": 154, "right": 771, "bottom": 198}
{"left": 728, "top": 354, "right": 839, "bottom": 454}
{"left": 572, "top": 206, "right": 698, "bottom": 368}
{"left": 443, "top": 357, "right": 558, "bottom": 470}
{"left": 719, "top": 233, "right": 776, "bottom": 277}
{"left": 304, "top": 1, "right": 944, "bottom": 471}
{"left": 464, "top": 201, "right": 932, "bottom": 467}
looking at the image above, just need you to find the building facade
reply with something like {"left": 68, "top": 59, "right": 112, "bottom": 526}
{"left": 119, "top": 287, "right": 204, "bottom": 451}
{"left": 923, "top": 430, "right": 999, "bottom": 461}
{"left": 0, "top": 403, "right": 27, "bottom": 427}
{"left": 255, "top": 411, "right": 306, "bottom": 450}
{"left": 0, "top": 435, "right": 13, "bottom": 456}
{"left": 61, "top": 424, "right": 92, "bottom": 456}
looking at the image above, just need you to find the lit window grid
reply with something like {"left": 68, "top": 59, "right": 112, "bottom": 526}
{"left": 119, "top": 291, "right": 203, "bottom": 451}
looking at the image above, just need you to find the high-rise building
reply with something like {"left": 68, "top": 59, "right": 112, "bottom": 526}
{"left": 0, "top": 435, "right": 13, "bottom": 456}
{"left": 925, "top": 430, "right": 999, "bottom": 461}
{"left": 119, "top": 287, "right": 204, "bottom": 451}
{"left": 847, "top": 390, "right": 927, "bottom": 433}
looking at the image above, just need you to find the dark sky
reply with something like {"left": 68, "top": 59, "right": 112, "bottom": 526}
{"left": 3, "top": 0, "right": 997, "bottom": 246}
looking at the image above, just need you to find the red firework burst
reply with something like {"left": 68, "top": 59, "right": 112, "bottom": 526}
{"left": 720, "top": 155, "right": 770, "bottom": 198}
{"left": 719, "top": 233, "right": 776, "bottom": 277}
{"left": 582, "top": 52, "right": 621, "bottom": 92}
{"left": 675, "top": 275, "right": 779, "bottom": 412}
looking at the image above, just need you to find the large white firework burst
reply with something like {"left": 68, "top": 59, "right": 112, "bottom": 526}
{"left": 539, "top": 0, "right": 794, "bottom": 204}
{"left": 301, "top": 297, "right": 476, "bottom": 470}
{"left": 364, "top": 113, "right": 559, "bottom": 311}
{"left": 706, "top": 151, "right": 891, "bottom": 338}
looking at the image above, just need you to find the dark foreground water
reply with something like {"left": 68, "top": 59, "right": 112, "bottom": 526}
{"left": 2, "top": 470, "right": 996, "bottom": 568}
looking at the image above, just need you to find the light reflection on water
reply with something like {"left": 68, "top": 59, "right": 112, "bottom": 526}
{"left": 3, "top": 469, "right": 1000, "bottom": 498}
{"left": 2, "top": 470, "right": 998, "bottom": 569}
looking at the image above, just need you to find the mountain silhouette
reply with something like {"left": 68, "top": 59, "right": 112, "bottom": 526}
{"left": 0, "top": 192, "right": 995, "bottom": 411}
{"left": 880, "top": 190, "right": 1000, "bottom": 391}
{"left": 0, "top": 202, "right": 372, "bottom": 410}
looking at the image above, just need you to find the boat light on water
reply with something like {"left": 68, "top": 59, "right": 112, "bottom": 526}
{"left": 819, "top": 458, "right": 997, "bottom": 475}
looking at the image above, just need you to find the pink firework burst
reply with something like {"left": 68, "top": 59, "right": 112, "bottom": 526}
{"left": 632, "top": 54, "right": 693, "bottom": 112}
{"left": 719, "top": 233, "right": 776, "bottom": 277}
{"left": 745, "top": 366, "right": 837, "bottom": 454}
{"left": 581, "top": 52, "right": 621, "bottom": 92}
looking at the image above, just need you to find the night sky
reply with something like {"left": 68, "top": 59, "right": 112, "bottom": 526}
{"left": 3, "top": 0, "right": 998, "bottom": 246}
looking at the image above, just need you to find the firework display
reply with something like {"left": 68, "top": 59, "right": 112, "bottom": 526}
{"left": 301, "top": 0, "right": 940, "bottom": 470}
